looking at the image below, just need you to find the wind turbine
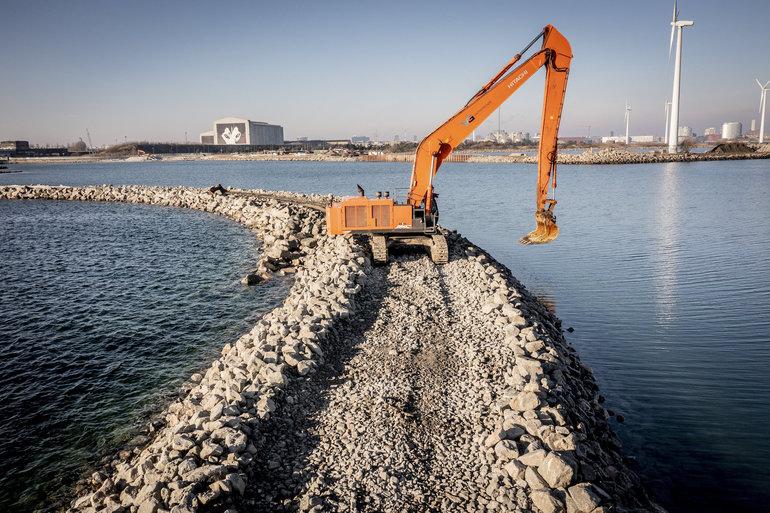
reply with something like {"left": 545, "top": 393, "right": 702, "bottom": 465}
{"left": 624, "top": 101, "right": 631, "bottom": 145}
{"left": 664, "top": 100, "right": 671, "bottom": 145}
{"left": 756, "top": 78, "right": 769, "bottom": 144}
{"left": 667, "top": 0, "right": 694, "bottom": 153}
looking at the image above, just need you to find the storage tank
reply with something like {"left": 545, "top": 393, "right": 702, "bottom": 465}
{"left": 721, "top": 122, "right": 742, "bottom": 140}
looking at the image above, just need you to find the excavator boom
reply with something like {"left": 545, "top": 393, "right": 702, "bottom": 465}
{"left": 325, "top": 25, "right": 572, "bottom": 263}
{"left": 407, "top": 25, "right": 571, "bottom": 242}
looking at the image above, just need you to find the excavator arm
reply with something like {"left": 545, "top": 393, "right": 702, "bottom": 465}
{"left": 406, "top": 24, "right": 572, "bottom": 244}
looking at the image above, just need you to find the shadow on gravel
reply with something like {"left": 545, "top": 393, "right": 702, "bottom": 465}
{"left": 233, "top": 264, "right": 391, "bottom": 512}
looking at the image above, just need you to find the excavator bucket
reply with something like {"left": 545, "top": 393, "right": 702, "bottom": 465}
{"left": 519, "top": 208, "right": 559, "bottom": 245}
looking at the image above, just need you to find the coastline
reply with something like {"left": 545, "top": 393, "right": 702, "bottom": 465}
{"left": 1, "top": 185, "right": 663, "bottom": 512}
{"left": 8, "top": 145, "right": 770, "bottom": 167}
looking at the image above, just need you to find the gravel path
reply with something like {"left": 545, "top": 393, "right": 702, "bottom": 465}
{"left": 239, "top": 239, "right": 659, "bottom": 513}
{"left": 245, "top": 253, "right": 492, "bottom": 511}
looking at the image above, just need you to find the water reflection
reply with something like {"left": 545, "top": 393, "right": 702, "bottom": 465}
{"left": 534, "top": 293, "right": 557, "bottom": 314}
{"left": 653, "top": 163, "right": 680, "bottom": 325}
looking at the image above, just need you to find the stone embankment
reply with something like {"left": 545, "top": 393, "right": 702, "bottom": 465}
{"left": 1, "top": 185, "right": 664, "bottom": 513}
{"left": 466, "top": 146, "right": 770, "bottom": 165}
{"left": 10, "top": 145, "right": 770, "bottom": 166}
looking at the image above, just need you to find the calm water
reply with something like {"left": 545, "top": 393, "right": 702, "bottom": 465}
{"left": 1, "top": 159, "right": 769, "bottom": 513}
{"left": 0, "top": 200, "right": 287, "bottom": 511}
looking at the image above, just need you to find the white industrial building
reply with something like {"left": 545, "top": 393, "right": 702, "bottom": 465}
{"left": 199, "top": 117, "right": 284, "bottom": 145}
{"left": 485, "top": 130, "right": 531, "bottom": 144}
{"left": 721, "top": 122, "right": 742, "bottom": 140}
{"left": 601, "top": 135, "right": 655, "bottom": 143}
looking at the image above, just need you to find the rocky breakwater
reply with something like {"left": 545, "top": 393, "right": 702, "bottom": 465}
{"left": 468, "top": 146, "right": 770, "bottom": 165}
{"left": 1, "top": 184, "right": 662, "bottom": 512}
{"left": 0, "top": 184, "right": 370, "bottom": 513}
{"left": 455, "top": 238, "right": 662, "bottom": 513}
{"left": 238, "top": 234, "right": 663, "bottom": 512}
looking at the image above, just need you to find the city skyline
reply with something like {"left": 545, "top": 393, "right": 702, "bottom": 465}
{"left": 1, "top": 0, "right": 768, "bottom": 146}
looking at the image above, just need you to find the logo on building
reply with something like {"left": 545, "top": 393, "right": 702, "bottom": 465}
{"left": 221, "top": 126, "right": 242, "bottom": 144}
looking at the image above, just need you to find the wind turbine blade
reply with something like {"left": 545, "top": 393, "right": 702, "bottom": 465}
{"left": 757, "top": 78, "right": 763, "bottom": 88}
{"left": 669, "top": 0, "right": 677, "bottom": 61}
{"left": 669, "top": 26, "right": 675, "bottom": 61}
{"left": 764, "top": 81, "right": 770, "bottom": 89}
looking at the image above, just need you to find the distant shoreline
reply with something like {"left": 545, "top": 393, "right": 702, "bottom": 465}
{"left": 8, "top": 147, "right": 770, "bottom": 166}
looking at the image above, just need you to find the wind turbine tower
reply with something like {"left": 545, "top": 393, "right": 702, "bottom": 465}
{"left": 757, "top": 79, "right": 769, "bottom": 144}
{"left": 667, "top": 0, "right": 694, "bottom": 153}
{"left": 664, "top": 100, "right": 671, "bottom": 145}
{"left": 624, "top": 101, "right": 631, "bottom": 145}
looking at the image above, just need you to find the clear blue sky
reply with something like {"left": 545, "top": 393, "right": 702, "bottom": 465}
{"left": 2, "top": 0, "right": 768, "bottom": 146}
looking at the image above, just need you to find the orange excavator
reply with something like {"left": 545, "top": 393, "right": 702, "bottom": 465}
{"left": 326, "top": 25, "right": 572, "bottom": 264}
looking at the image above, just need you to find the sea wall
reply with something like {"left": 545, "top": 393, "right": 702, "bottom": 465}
{"left": 1, "top": 185, "right": 368, "bottom": 513}
{"left": 9, "top": 145, "right": 770, "bottom": 166}
{"left": 466, "top": 146, "right": 770, "bottom": 165}
{"left": 0, "top": 185, "right": 662, "bottom": 513}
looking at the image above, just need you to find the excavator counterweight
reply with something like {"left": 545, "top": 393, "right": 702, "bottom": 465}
{"left": 325, "top": 24, "right": 572, "bottom": 262}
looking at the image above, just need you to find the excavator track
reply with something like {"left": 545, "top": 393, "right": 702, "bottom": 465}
{"left": 430, "top": 234, "right": 448, "bottom": 265}
{"left": 371, "top": 235, "right": 388, "bottom": 265}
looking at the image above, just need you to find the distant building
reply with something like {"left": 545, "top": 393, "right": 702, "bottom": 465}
{"left": 704, "top": 127, "right": 720, "bottom": 143}
{"left": 601, "top": 135, "right": 654, "bottom": 143}
{"left": 511, "top": 131, "right": 530, "bottom": 143}
{"left": 0, "top": 140, "right": 67, "bottom": 157}
{"left": 484, "top": 130, "right": 531, "bottom": 144}
{"left": 721, "top": 122, "right": 742, "bottom": 140}
{"left": 326, "top": 140, "right": 351, "bottom": 147}
{"left": 751, "top": 119, "right": 757, "bottom": 132}
{"left": 487, "top": 130, "right": 510, "bottom": 143}
{"left": 0, "top": 140, "right": 30, "bottom": 151}
{"left": 201, "top": 117, "right": 283, "bottom": 145}
{"left": 676, "top": 126, "right": 694, "bottom": 143}
{"left": 351, "top": 135, "right": 370, "bottom": 145}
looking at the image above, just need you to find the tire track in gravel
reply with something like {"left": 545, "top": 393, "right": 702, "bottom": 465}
{"left": 240, "top": 251, "right": 496, "bottom": 512}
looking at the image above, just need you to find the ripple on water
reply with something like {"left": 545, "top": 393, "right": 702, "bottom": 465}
{"left": 0, "top": 200, "right": 288, "bottom": 512}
